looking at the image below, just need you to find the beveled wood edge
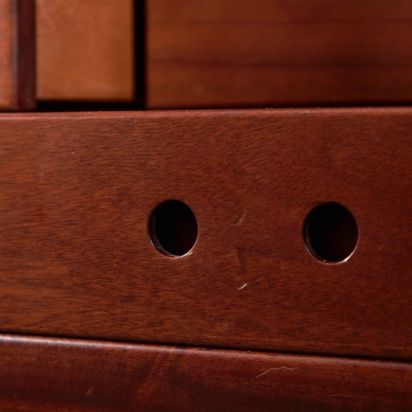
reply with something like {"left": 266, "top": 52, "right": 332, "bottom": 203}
{"left": 1, "top": 105, "right": 412, "bottom": 118}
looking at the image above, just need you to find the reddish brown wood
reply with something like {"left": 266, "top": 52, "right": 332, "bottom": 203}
{"left": 36, "top": 0, "right": 135, "bottom": 102}
{"left": 147, "top": 0, "right": 412, "bottom": 108}
{"left": 0, "top": 109, "right": 411, "bottom": 359}
{"left": 1, "top": 334, "right": 411, "bottom": 411}
{"left": 0, "top": 0, "right": 35, "bottom": 110}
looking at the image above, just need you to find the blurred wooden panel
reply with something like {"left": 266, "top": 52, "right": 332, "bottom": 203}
{"left": 1, "top": 335, "right": 412, "bottom": 411}
{"left": 0, "top": 0, "right": 35, "bottom": 110}
{"left": 147, "top": 0, "right": 412, "bottom": 108}
{"left": 36, "top": 0, "right": 135, "bottom": 102}
{"left": 0, "top": 109, "right": 411, "bottom": 359}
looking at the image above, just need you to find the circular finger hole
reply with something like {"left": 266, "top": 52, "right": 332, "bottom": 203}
{"left": 149, "top": 200, "right": 198, "bottom": 257}
{"left": 304, "top": 202, "right": 358, "bottom": 263}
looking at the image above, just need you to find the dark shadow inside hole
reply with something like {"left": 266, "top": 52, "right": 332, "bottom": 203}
{"left": 304, "top": 202, "right": 358, "bottom": 263}
{"left": 149, "top": 200, "right": 198, "bottom": 257}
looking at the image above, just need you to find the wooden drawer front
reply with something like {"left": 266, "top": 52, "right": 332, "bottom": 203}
{"left": 1, "top": 335, "right": 411, "bottom": 411}
{"left": 0, "top": 108, "right": 411, "bottom": 359}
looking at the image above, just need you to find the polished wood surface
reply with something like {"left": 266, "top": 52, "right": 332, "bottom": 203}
{"left": 1, "top": 108, "right": 411, "bottom": 359}
{"left": 0, "top": 0, "right": 35, "bottom": 110}
{"left": 36, "top": 0, "right": 135, "bottom": 102}
{"left": 147, "top": 0, "right": 412, "bottom": 108}
{"left": 1, "top": 334, "right": 412, "bottom": 411}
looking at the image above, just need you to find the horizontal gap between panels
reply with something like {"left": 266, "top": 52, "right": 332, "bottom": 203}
{"left": 1, "top": 331, "right": 411, "bottom": 364}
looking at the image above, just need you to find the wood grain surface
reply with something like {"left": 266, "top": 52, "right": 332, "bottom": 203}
{"left": 0, "top": 0, "right": 35, "bottom": 110}
{"left": 147, "top": 0, "right": 412, "bottom": 108}
{"left": 1, "top": 334, "right": 412, "bottom": 411}
{"left": 1, "top": 108, "right": 411, "bottom": 359}
{"left": 36, "top": 0, "right": 135, "bottom": 102}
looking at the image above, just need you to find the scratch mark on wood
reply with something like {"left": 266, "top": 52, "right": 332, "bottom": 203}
{"left": 85, "top": 387, "right": 94, "bottom": 397}
{"left": 256, "top": 367, "right": 296, "bottom": 379}
{"left": 235, "top": 209, "right": 247, "bottom": 226}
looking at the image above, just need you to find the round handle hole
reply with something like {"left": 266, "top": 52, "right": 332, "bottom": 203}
{"left": 149, "top": 200, "right": 198, "bottom": 257}
{"left": 304, "top": 202, "right": 358, "bottom": 263}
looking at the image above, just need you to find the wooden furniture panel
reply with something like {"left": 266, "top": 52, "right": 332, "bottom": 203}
{"left": 0, "top": 0, "right": 35, "bottom": 110}
{"left": 1, "top": 334, "right": 412, "bottom": 411}
{"left": 0, "top": 109, "right": 411, "bottom": 359}
{"left": 36, "top": 0, "right": 135, "bottom": 102}
{"left": 147, "top": 0, "right": 412, "bottom": 108}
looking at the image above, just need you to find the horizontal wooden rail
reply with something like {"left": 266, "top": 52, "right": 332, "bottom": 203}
{"left": 1, "top": 334, "right": 411, "bottom": 411}
{"left": 0, "top": 108, "right": 411, "bottom": 359}
{"left": 147, "top": 0, "right": 412, "bottom": 108}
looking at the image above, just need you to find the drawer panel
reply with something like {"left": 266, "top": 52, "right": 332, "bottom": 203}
{"left": 1, "top": 335, "right": 411, "bottom": 411}
{"left": 0, "top": 108, "right": 411, "bottom": 358}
